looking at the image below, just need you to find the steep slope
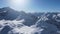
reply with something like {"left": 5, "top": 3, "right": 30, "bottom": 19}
{"left": 33, "top": 12, "right": 60, "bottom": 30}
{"left": 0, "top": 7, "right": 20, "bottom": 20}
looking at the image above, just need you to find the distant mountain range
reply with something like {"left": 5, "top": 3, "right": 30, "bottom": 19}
{"left": 0, "top": 7, "right": 60, "bottom": 34}
{"left": 0, "top": 7, "right": 60, "bottom": 27}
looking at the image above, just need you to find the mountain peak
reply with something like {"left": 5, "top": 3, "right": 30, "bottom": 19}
{"left": 0, "top": 7, "right": 16, "bottom": 13}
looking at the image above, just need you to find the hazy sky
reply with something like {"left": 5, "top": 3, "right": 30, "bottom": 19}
{"left": 0, "top": 0, "right": 60, "bottom": 13}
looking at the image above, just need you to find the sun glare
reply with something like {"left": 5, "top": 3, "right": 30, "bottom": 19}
{"left": 10, "top": 0, "right": 29, "bottom": 7}
{"left": 9, "top": 0, "right": 30, "bottom": 11}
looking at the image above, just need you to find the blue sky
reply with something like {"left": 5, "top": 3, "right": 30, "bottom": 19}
{"left": 0, "top": 0, "right": 60, "bottom": 13}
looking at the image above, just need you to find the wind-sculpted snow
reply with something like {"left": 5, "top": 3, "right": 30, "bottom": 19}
{"left": 0, "top": 19, "right": 25, "bottom": 34}
{"left": 0, "top": 13, "right": 60, "bottom": 34}
{"left": 0, "top": 19, "right": 42, "bottom": 34}
{"left": 0, "top": 17, "right": 59, "bottom": 34}
{"left": 0, "top": 19, "right": 25, "bottom": 27}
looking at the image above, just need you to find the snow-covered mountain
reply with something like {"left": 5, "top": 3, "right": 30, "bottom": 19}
{"left": 0, "top": 7, "right": 38, "bottom": 26}
{"left": 0, "top": 7, "right": 60, "bottom": 34}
